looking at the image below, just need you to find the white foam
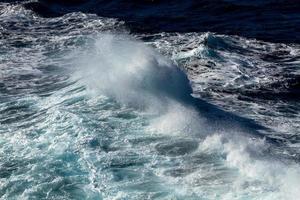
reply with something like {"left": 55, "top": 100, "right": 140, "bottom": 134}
{"left": 76, "top": 34, "right": 192, "bottom": 113}
{"left": 148, "top": 100, "right": 204, "bottom": 136}
{"left": 198, "top": 133, "right": 300, "bottom": 200}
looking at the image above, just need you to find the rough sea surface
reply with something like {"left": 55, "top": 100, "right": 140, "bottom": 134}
{"left": 1, "top": 1, "right": 300, "bottom": 199}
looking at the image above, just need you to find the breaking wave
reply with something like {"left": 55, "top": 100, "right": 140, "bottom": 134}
{"left": 1, "top": 3, "right": 300, "bottom": 200}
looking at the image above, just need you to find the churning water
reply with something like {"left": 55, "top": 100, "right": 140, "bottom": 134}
{"left": 1, "top": 2, "right": 300, "bottom": 199}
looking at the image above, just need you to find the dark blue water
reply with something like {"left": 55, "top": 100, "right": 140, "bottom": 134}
{"left": 24, "top": 0, "right": 300, "bottom": 43}
{"left": 1, "top": 1, "right": 300, "bottom": 199}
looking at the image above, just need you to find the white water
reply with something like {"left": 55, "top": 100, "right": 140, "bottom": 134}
{"left": 72, "top": 34, "right": 300, "bottom": 199}
{"left": 1, "top": 4, "right": 300, "bottom": 199}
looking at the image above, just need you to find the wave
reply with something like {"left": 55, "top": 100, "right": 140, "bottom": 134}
{"left": 76, "top": 34, "right": 192, "bottom": 110}
{"left": 72, "top": 33, "right": 300, "bottom": 199}
{"left": 75, "top": 34, "right": 270, "bottom": 135}
{"left": 1, "top": 3, "right": 300, "bottom": 199}
{"left": 148, "top": 32, "right": 300, "bottom": 137}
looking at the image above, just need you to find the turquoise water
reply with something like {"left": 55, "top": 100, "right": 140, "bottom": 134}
{"left": 1, "top": 4, "right": 300, "bottom": 200}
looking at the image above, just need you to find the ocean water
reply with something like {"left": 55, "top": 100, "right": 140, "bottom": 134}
{"left": 0, "top": 1, "right": 300, "bottom": 200}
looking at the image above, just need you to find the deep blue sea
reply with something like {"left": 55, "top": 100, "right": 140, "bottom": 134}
{"left": 1, "top": 0, "right": 300, "bottom": 199}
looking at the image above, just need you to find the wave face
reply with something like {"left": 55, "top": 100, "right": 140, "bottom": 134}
{"left": 1, "top": 2, "right": 300, "bottom": 200}
{"left": 77, "top": 34, "right": 193, "bottom": 110}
